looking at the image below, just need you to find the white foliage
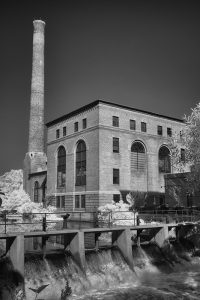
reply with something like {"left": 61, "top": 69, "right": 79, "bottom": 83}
{"left": 169, "top": 102, "right": 200, "bottom": 192}
{"left": 0, "top": 169, "right": 23, "bottom": 194}
{"left": 0, "top": 169, "right": 58, "bottom": 222}
{"left": 98, "top": 200, "right": 143, "bottom": 226}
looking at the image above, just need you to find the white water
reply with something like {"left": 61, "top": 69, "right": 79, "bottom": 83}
{"left": 24, "top": 242, "right": 200, "bottom": 300}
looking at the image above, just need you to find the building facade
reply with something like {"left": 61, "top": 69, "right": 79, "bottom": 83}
{"left": 45, "top": 100, "right": 185, "bottom": 211}
{"left": 23, "top": 21, "right": 187, "bottom": 211}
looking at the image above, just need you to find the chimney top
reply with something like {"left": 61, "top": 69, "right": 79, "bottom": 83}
{"left": 33, "top": 20, "right": 45, "bottom": 33}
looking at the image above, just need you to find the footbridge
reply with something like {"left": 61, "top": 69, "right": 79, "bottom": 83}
{"left": 0, "top": 221, "right": 197, "bottom": 276}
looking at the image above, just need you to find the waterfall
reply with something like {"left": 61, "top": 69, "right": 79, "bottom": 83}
{"left": 24, "top": 245, "right": 164, "bottom": 300}
{"left": 1, "top": 239, "right": 200, "bottom": 300}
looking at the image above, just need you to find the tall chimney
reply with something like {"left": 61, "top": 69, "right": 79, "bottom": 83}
{"left": 28, "top": 20, "right": 45, "bottom": 152}
{"left": 23, "top": 20, "right": 47, "bottom": 196}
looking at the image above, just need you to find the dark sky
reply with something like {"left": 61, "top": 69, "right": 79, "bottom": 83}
{"left": 1, "top": 0, "right": 200, "bottom": 175}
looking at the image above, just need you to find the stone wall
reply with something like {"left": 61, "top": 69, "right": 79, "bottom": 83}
{"left": 46, "top": 102, "right": 186, "bottom": 210}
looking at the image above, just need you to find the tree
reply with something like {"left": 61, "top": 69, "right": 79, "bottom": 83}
{"left": 0, "top": 169, "right": 60, "bottom": 233}
{"left": 169, "top": 102, "right": 200, "bottom": 193}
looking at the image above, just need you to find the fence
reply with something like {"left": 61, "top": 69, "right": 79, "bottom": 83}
{"left": 0, "top": 210, "right": 97, "bottom": 234}
{"left": 1, "top": 208, "right": 200, "bottom": 234}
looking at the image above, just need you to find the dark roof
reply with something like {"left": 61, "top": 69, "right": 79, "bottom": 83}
{"left": 28, "top": 170, "right": 47, "bottom": 179}
{"left": 46, "top": 99, "right": 184, "bottom": 127}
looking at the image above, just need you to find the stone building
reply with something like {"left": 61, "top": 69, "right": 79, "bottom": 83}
{"left": 23, "top": 20, "right": 186, "bottom": 211}
{"left": 45, "top": 100, "right": 185, "bottom": 210}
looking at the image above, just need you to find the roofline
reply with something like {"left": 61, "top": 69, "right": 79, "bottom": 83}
{"left": 46, "top": 99, "right": 184, "bottom": 127}
{"left": 28, "top": 170, "right": 47, "bottom": 179}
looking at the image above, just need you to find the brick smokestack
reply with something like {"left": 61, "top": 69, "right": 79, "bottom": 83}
{"left": 23, "top": 20, "right": 47, "bottom": 196}
{"left": 28, "top": 20, "right": 45, "bottom": 152}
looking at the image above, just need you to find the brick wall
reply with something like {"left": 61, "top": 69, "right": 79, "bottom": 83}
{"left": 98, "top": 104, "right": 185, "bottom": 198}
{"left": 23, "top": 152, "right": 47, "bottom": 198}
{"left": 46, "top": 102, "right": 186, "bottom": 210}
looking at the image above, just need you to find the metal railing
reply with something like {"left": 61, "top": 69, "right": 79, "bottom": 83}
{"left": 0, "top": 210, "right": 98, "bottom": 234}
{"left": 1, "top": 208, "right": 200, "bottom": 234}
{"left": 97, "top": 209, "right": 200, "bottom": 227}
{"left": 98, "top": 210, "right": 138, "bottom": 227}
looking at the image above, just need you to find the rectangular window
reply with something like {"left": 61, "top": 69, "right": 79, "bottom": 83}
{"left": 81, "top": 195, "right": 86, "bottom": 208}
{"left": 112, "top": 116, "right": 119, "bottom": 127}
{"left": 181, "top": 148, "right": 186, "bottom": 162}
{"left": 56, "top": 196, "right": 65, "bottom": 209}
{"left": 74, "top": 122, "right": 78, "bottom": 132}
{"left": 141, "top": 122, "right": 147, "bottom": 132}
{"left": 75, "top": 195, "right": 86, "bottom": 209}
{"left": 83, "top": 118, "right": 87, "bottom": 129}
{"left": 75, "top": 195, "right": 80, "bottom": 208}
{"left": 113, "top": 137, "right": 119, "bottom": 153}
{"left": 167, "top": 127, "right": 172, "bottom": 137}
{"left": 130, "top": 119, "right": 136, "bottom": 130}
{"left": 56, "top": 129, "right": 60, "bottom": 139}
{"left": 157, "top": 125, "right": 162, "bottom": 136}
{"left": 61, "top": 196, "right": 65, "bottom": 208}
{"left": 113, "top": 194, "right": 120, "bottom": 203}
{"left": 56, "top": 196, "right": 60, "bottom": 208}
{"left": 63, "top": 126, "right": 66, "bottom": 136}
{"left": 113, "top": 168, "right": 119, "bottom": 184}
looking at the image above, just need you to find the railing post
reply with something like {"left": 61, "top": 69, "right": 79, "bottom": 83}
{"left": 42, "top": 213, "right": 47, "bottom": 231}
{"left": 4, "top": 211, "right": 7, "bottom": 234}
{"left": 108, "top": 211, "right": 111, "bottom": 227}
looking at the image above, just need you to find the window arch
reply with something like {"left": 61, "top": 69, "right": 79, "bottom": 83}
{"left": 131, "top": 141, "right": 146, "bottom": 171}
{"left": 57, "top": 146, "right": 66, "bottom": 187}
{"left": 34, "top": 181, "right": 39, "bottom": 202}
{"left": 159, "top": 146, "right": 171, "bottom": 173}
{"left": 76, "top": 140, "right": 86, "bottom": 186}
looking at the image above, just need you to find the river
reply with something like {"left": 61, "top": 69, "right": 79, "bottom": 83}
{"left": 24, "top": 239, "right": 200, "bottom": 300}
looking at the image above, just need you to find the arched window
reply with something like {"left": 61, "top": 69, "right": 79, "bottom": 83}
{"left": 76, "top": 140, "right": 86, "bottom": 186}
{"left": 159, "top": 146, "right": 171, "bottom": 173}
{"left": 131, "top": 141, "right": 146, "bottom": 171}
{"left": 34, "top": 181, "right": 39, "bottom": 202}
{"left": 57, "top": 146, "right": 66, "bottom": 187}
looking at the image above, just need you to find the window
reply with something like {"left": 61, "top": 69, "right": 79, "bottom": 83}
{"left": 159, "top": 146, "right": 171, "bottom": 173}
{"left": 56, "top": 196, "right": 59, "bottom": 208}
{"left": 113, "top": 137, "right": 119, "bottom": 153}
{"left": 75, "top": 195, "right": 86, "bottom": 209}
{"left": 83, "top": 118, "right": 87, "bottom": 129}
{"left": 74, "top": 122, "right": 78, "bottom": 132}
{"left": 112, "top": 116, "right": 119, "bottom": 127}
{"left": 56, "top": 129, "right": 60, "bottom": 139}
{"left": 61, "top": 196, "right": 65, "bottom": 208}
{"left": 157, "top": 126, "right": 162, "bottom": 136}
{"left": 56, "top": 196, "right": 65, "bottom": 209}
{"left": 113, "top": 194, "right": 120, "bottom": 203}
{"left": 130, "top": 119, "right": 136, "bottom": 130}
{"left": 76, "top": 140, "right": 86, "bottom": 186}
{"left": 63, "top": 126, "right": 66, "bottom": 136}
{"left": 131, "top": 141, "right": 146, "bottom": 171}
{"left": 141, "top": 122, "right": 147, "bottom": 132}
{"left": 57, "top": 146, "right": 66, "bottom": 187}
{"left": 81, "top": 194, "right": 86, "bottom": 208}
{"left": 113, "top": 168, "right": 120, "bottom": 184}
{"left": 167, "top": 128, "right": 172, "bottom": 137}
{"left": 34, "top": 181, "right": 39, "bottom": 202}
{"left": 181, "top": 148, "right": 185, "bottom": 162}
{"left": 75, "top": 195, "right": 79, "bottom": 209}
